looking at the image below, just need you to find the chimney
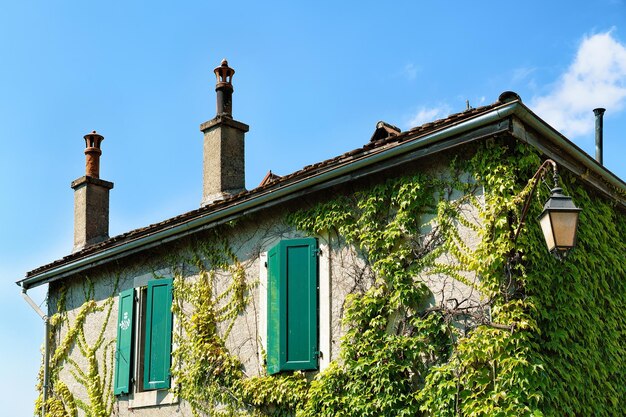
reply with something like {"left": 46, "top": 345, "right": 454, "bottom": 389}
{"left": 71, "top": 131, "right": 114, "bottom": 252}
{"left": 593, "top": 108, "right": 605, "bottom": 165}
{"left": 199, "top": 59, "right": 249, "bottom": 206}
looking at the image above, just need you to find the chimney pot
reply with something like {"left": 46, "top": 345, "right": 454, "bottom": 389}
{"left": 215, "top": 59, "right": 235, "bottom": 86}
{"left": 214, "top": 59, "right": 235, "bottom": 117}
{"left": 84, "top": 130, "right": 104, "bottom": 178}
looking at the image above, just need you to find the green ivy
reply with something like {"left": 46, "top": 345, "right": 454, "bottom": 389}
{"left": 171, "top": 232, "right": 308, "bottom": 417}
{"left": 37, "top": 279, "right": 118, "bottom": 417}
{"left": 291, "top": 139, "right": 626, "bottom": 416}
{"left": 171, "top": 236, "right": 250, "bottom": 416}
{"left": 40, "top": 138, "right": 626, "bottom": 416}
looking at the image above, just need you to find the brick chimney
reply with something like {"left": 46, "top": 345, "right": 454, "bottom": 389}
{"left": 199, "top": 59, "right": 249, "bottom": 206}
{"left": 71, "top": 131, "right": 114, "bottom": 252}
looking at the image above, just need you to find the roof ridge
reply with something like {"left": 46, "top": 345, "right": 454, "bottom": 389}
{"left": 24, "top": 98, "right": 507, "bottom": 279}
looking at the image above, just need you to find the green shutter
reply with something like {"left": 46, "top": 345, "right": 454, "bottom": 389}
{"left": 267, "top": 244, "right": 283, "bottom": 374}
{"left": 114, "top": 288, "right": 135, "bottom": 395}
{"left": 284, "top": 238, "right": 318, "bottom": 370}
{"left": 267, "top": 238, "right": 318, "bottom": 374}
{"left": 143, "top": 278, "right": 173, "bottom": 390}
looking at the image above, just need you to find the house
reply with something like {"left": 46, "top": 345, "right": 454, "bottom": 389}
{"left": 19, "top": 60, "right": 626, "bottom": 417}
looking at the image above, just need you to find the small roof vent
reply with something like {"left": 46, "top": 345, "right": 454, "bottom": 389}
{"left": 498, "top": 91, "right": 522, "bottom": 104}
{"left": 259, "top": 170, "right": 282, "bottom": 187}
{"left": 370, "top": 121, "right": 401, "bottom": 142}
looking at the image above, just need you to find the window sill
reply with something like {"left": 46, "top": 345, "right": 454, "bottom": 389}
{"left": 128, "top": 389, "right": 177, "bottom": 409}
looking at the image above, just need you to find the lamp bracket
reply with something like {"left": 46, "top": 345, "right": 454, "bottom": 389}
{"left": 512, "top": 159, "right": 558, "bottom": 244}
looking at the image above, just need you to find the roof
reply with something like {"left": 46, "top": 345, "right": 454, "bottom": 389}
{"left": 259, "top": 170, "right": 283, "bottom": 187}
{"left": 18, "top": 94, "right": 626, "bottom": 289}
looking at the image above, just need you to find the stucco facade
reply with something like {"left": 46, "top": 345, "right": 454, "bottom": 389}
{"left": 45, "top": 144, "right": 485, "bottom": 415}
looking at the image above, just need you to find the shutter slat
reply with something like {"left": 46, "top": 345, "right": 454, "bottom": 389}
{"left": 114, "top": 288, "right": 135, "bottom": 395}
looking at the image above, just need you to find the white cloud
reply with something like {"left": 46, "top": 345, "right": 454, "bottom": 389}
{"left": 401, "top": 63, "right": 418, "bottom": 81}
{"left": 407, "top": 105, "right": 452, "bottom": 128}
{"left": 512, "top": 66, "right": 537, "bottom": 84}
{"left": 530, "top": 31, "right": 626, "bottom": 138}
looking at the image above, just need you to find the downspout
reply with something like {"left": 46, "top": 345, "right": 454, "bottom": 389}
{"left": 21, "top": 287, "right": 49, "bottom": 417}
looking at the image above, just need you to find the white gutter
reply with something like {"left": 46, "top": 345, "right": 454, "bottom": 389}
{"left": 18, "top": 101, "right": 626, "bottom": 290}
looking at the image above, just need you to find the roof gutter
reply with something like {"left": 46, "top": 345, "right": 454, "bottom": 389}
{"left": 18, "top": 101, "right": 625, "bottom": 289}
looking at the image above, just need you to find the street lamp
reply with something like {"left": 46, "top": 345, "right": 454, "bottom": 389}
{"left": 513, "top": 159, "right": 582, "bottom": 259}
{"left": 538, "top": 187, "right": 582, "bottom": 257}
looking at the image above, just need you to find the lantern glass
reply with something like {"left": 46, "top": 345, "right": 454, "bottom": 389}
{"left": 539, "top": 210, "right": 580, "bottom": 251}
{"left": 537, "top": 187, "right": 582, "bottom": 256}
{"left": 539, "top": 211, "right": 555, "bottom": 251}
{"left": 551, "top": 211, "right": 579, "bottom": 248}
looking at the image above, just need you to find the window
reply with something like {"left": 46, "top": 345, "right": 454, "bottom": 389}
{"left": 266, "top": 238, "right": 319, "bottom": 375}
{"left": 114, "top": 278, "right": 173, "bottom": 395}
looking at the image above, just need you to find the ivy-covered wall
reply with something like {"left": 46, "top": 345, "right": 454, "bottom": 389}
{"left": 39, "top": 136, "right": 626, "bottom": 417}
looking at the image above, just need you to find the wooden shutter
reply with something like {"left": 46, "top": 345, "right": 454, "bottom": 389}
{"left": 143, "top": 278, "right": 173, "bottom": 390}
{"left": 267, "top": 238, "right": 318, "bottom": 374}
{"left": 267, "top": 243, "right": 283, "bottom": 374}
{"left": 114, "top": 288, "right": 135, "bottom": 395}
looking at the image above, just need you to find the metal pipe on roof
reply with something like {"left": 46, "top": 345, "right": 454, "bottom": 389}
{"left": 594, "top": 108, "right": 606, "bottom": 165}
{"left": 512, "top": 103, "right": 625, "bottom": 192}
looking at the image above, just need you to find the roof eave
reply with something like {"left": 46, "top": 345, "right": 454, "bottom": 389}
{"left": 509, "top": 102, "right": 626, "bottom": 199}
{"left": 18, "top": 100, "right": 626, "bottom": 290}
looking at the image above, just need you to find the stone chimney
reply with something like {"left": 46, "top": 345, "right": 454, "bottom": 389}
{"left": 199, "top": 59, "right": 249, "bottom": 206}
{"left": 71, "top": 131, "right": 114, "bottom": 252}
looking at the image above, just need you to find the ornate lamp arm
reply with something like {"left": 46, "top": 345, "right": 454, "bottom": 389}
{"left": 512, "top": 159, "right": 558, "bottom": 244}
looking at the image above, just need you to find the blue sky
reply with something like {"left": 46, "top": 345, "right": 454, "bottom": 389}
{"left": 1, "top": 1, "right": 625, "bottom": 415}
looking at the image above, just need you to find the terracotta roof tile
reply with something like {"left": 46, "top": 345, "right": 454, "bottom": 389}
{"left": 26, "top": 100, "right": 504, "bottom": 278}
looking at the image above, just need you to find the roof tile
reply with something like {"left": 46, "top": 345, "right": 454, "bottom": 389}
{"left": 26, "top": 100, "right": 504, "bottom": 278}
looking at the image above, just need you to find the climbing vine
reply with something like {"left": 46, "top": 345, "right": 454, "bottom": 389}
{"left": 40, "top": 138, "right": 626, "bottom": 416}
{"left": 171, "top": 231, "right": 309, "bottom": 416}
{"left": 292, "top": 167, "right": 496, "bottom": 416}
{"left": 171, "top": 236, "right": 250, "bottom": 416}
{"left": 173, "top": 143, "right": 524, "bottom": 416}
{"left": 291, "top": 138, "right": 626, "bottom": 416}
{"left": 37, "top": 279, "right": 118, "bottom": 417}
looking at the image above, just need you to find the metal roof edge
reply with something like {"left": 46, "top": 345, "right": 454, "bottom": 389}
{"left": 19, "top": 100, "right": 625, "bottom": 289}
{"left": 510, "top": 102, "right": 626, "bottom": 195}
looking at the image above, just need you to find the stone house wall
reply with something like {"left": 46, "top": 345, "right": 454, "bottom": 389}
{"left": 48, "top": 149, "right": 485, "bottom": 416}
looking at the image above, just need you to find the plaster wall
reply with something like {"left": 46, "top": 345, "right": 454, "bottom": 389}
{"left": 49, "top": 156, "right": 486, "bottom": 416}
